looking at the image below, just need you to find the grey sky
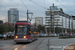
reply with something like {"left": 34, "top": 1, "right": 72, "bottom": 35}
{"left": 0, "top": 0, "right": 75, "bottom": 24}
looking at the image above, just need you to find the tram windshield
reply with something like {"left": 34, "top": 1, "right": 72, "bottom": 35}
{"left": 16, "top": 25, "right": 27, "bottom": 35}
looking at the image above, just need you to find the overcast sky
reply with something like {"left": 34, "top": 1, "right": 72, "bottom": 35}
{"left": 0, "top": 0, "right": 75, "bottom": 24}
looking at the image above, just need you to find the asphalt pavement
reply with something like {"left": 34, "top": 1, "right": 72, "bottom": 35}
{"left": 0, "top": 37, "right": 75, "bottom": 50}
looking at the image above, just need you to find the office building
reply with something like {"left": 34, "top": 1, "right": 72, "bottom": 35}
{"left": 45, "top": 4, "right": 72, "bottom": 33}
{"left": 8, "top": 8, "right": 19, "bottom": 23}
{"left": 45, "top": 6, "right": 63, "bottom": 29}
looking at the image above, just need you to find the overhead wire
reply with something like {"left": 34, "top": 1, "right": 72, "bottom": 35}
{"left": 21, "top": 0, "right": 34, "bottom": 20}
{"left": 21, "top": 0, "right": 29, "bottom": 11}
{"left": 57, "top": 0, "right": 75, "bottom": 14}
{"left": 0, "top": 5, "right": 7, "bottom": 10}
{"left": 21, "top": 0, "right": 47, "bottom": 20}
{"left": 29, "top": 0, "right": 47, "bottom": 9}
{"left": 29, "top": 0, "right": 47, "bottom": 17}
{"left": 43, "top": 0, "right": 46, "bottom": 10}
{"left": 0, "top": 5, "right": 6, "bottom": 7}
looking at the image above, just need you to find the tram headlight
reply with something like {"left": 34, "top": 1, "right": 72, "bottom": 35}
{"left": 23, "top": 36, "right": 26, "bottom": 38}
{"left": 15, "top": 36, "right": 18, "bottom": 38}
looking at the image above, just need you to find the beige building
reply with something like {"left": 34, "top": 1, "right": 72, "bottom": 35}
{"left": 35, "top": 17, "right": 43, "bottom": 26}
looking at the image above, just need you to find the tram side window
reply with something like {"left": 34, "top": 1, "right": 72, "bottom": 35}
{"left": 28, "top": 26, "right": 31, "bottom": 35}
{"left": 33, "top": 27, "right": 35, "bottom": 35}
{"left": 35, "top": 28, "right": 37, "bottom": 32}
{"left": 31, "top": 27, "right": 33, "bottom": 33}
{"left": 36, "top": 29, "right": 38, "bottom": 33}
{"left": 34, "top": 28, "right": 36, "bottom": 33}
{"left": 23, "top": 27, "right": 27, "bottom": 34}
{"left": 28, "top": 26, "right": 31, "bottom": 31}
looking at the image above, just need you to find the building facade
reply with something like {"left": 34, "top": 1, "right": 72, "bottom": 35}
{"left": 8, "top": 8, "right": 19, "bottom": 23}
{"left": 72, "top": 16, "right": 75, "bottom": 29}
{"left": 45, "top": 6, "right": 63, "bottom": 30}
{"left": 35, "top": 17, "right": 43, "bottom": 26}
{"left": 45, "top": 4, "right": 72, "bottom": 33}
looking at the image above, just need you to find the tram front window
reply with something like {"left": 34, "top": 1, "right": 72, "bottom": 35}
{"left": 16, "top": 25, "right": 27, "bottom": 35}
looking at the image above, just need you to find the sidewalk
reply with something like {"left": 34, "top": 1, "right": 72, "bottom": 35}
{"left": 64, "top": 44, "right": 75, "bottom": 50}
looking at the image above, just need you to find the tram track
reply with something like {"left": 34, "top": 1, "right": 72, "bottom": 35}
{"left": 0, "top": 45, "right": 14, "bottom": 50}
{"left": 33, "top": 39, "right": 44, "bottom": 50}
{"left": 0, "top": 45, "right": 24, "bottom": 50}
{"left": 0, "top": 39, "right": 42, "bottom": 50}
{"left": 33, "top": 39, "right": 51, "bottom": 50}
{"left": 14, "top": 45, "right": 24, "bottom": 50}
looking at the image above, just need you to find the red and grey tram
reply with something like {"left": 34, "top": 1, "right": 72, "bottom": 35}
{"left": 14, "top": 21, "right": 38, "bottom": 43}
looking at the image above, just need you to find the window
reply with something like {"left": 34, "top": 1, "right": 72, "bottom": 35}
{"left": 16, "top": 25, "right": 27, "bottom": 35}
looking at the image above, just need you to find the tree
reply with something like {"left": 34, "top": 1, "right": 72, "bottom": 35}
{"left": 37, "top": 25, "right": 45, "bottom": 33}
{"left": 7, "top": 23, "right": 12, "bottom": 32}
{"left": 37, "top": 25, "right": 42, "bottom": 32}
{"left": 42, "top": 25, "right": 46, "bottom": 33}
{"left": 0, "top": 24, "right": 5, "bottom": 34}
{"left": 3, "top": 22, "right": 13, "bottom": 32}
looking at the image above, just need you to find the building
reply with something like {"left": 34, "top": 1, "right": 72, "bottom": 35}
{"left": 5, "top": 17, "right": 8, "bottom": 22}
{"left": 3, "top": 17, "right": 8, "bottom": 23}
{"left": 35, "top": 17, "right": 43, "bottom": 26}
{"left": 8, "top": 8, "right": 19, "bottom": 23}
{"left": 45, "top": 5, "right": 63, "bottom": 33}
{"left": 72, "top": 15, "right": 75, "bottom": 29}
{"left": 45, "top": 4, "right": 72, "bottom": 33}
{"left": 0, "top": 20, "right": 3, "bottom": 24}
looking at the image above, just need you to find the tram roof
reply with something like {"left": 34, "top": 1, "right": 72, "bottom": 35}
{"left": 15, "top": 21, "right": 37, "bottom": 29}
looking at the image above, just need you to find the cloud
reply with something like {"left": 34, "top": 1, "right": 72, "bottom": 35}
{"left": 19, "top": 17, "right": 34, "bottom": 24}
{"left": 0, "top": 0, "right": 75, "bottom": 24}
{"left": 0, "top": 15, "right": 7, "bottom": 23}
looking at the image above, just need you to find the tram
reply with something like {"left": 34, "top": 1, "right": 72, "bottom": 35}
{"left": 14, "top": 21, "right": 38, "bottom": 43}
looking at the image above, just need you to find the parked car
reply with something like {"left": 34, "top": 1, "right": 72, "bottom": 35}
{"left": 39, "top": 34, "right": 47, "bottom": 37}
{"left": 44, "top": 34, "right": 48, "bottom": 36}
{"left": 59, "top": 33, "right": 68, "bottom": 36}
{"left": 3, "top": 34, "right": 7, "bottom": 38}
{"left": 6, "top": 32, "right": 14, "bottom": 38}
{"left": 53, "top": 33, "right": 57, "bottom": 36}
{"left": 10, "top": 33, "right": 14, "bottom": 37}
{"left": 63, "top": 34, "right": 68, "bottom": 36}
{"left": 56, "top": 34, "right": 59, "bottom": 36}
{"left": 0, "top": 34, "right": 3, "bottom": 39}
{"left": 59, "top": 34, "right": 63, "bottom": 36}
{"left": 49, "top": 33, "right": 57, "bottom": 36}
{"left": 0, "top": 34, "right": 7, "bottom": 39}
{"left": 72, "top": 34, "right": 75, "bottom": 36}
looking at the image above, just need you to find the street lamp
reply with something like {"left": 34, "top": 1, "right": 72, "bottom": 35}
{"left": 62, "top": 16, "right": 63, "bottom": 34}
{"left": 47, "top": 19, "right": 51, "bottom": 36}
{"left": 65, "top": 16, "right": 67, "bottom": 33}
{"left": 71, "top": 16, "right": 73, "bottom": 34}
{"left": 57, "top": 19, "right": 59, "bottom": 33}
{"left": 69, "top": 16, "right": 70, "bottom": 37}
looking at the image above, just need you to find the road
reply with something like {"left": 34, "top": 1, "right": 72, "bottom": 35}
{"left": 0, "top": 37, "right": 75, "bottom": 50}
{"left": 0, "top": 38, "right": 43, "bottom": 50}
